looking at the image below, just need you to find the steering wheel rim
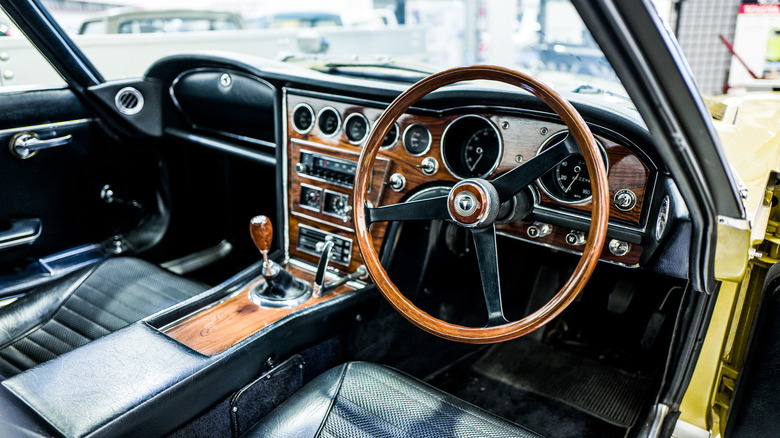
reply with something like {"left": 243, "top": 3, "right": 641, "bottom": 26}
{"left": 354, "top": 65, "right": 609, "bottom": 344}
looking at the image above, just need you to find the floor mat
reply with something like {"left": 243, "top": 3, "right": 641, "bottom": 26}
{"left": 427, "top": 364, "right": 625, "bottom": 438}
{"left": 472, "top": 339, "right": 652, "bottom": 428}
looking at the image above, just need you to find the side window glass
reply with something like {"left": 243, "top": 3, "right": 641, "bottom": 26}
{"left": 0, "top": 9, "right": 65, "bottom": 88}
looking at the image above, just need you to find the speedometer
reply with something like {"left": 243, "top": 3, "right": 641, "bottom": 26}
{"left": 538, "top": 131, "right": 608, "bottom": 204}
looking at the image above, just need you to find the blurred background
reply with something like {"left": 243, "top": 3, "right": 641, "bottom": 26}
{"left": 0, "top": 0, "right": 767, "bottom": 96}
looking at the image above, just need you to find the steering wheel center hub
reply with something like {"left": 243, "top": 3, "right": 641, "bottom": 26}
{"left": 447, "top": 179, "right": 499, "bottom": 228}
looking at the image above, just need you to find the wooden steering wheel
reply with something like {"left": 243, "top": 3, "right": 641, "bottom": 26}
{"left": 354, "top": 66, "right": 609, "bottom": 344}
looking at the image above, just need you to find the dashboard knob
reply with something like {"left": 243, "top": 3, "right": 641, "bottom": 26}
{"left": 295, "top": 162, "right": 308, "bottom": 174}
{"left": 608, "top": 239, "right": 630, "bottom": 256}
{"left": 565, "top": 230, "right": 586, "bottom": 246}
{"left": 614, "top": 189, "right": 637, "bottom": 211}
{"left": 527, "top": 222, "right": 552, "bottom": 238}
{"left": 417, "top": 157, "right": 439, "bottom": 175}
{"left": 388, "top": 173, "right": 406, "bottom": 192}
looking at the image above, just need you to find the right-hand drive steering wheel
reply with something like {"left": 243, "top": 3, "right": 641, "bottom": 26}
{"left": 354, "top": 66, "right": 609, "bottom": 344}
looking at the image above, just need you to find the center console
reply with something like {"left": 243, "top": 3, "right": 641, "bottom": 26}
{"left": 285, "top": 92, "right": 394, "bottom": 275}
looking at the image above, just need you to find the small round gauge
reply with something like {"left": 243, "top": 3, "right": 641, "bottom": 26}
{"left": 403, "top": 124, "right": 431, "bottom": 155}
{"left": 344, "top": 113, "right": 369, "bottom": 144}
{"left": 317, "top": 107, "right": 341, "bottom": 137}
{"left": 381, "top": 123, "right": 399, "bottom": 148}
{"left": 292, "top": 103, "right": 314, "bottom": 134}
{"left": 537, "top": 131, "right": 609, "bottom": 204}
{"left": 441, "top": 115, "right": 502, "bottom": 179}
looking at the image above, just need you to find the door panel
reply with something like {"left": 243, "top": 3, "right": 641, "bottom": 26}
{"left": 0, "top": 87, "right": 170, "bottom": 297}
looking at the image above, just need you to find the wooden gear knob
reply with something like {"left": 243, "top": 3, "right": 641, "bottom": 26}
{"left": 249, "top": 215, "right": 273, "bottom": 253}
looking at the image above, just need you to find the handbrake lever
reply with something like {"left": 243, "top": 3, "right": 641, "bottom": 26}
{"left": 313, "top": 240, "right": 334, "bottom": 297}
{"left": 313, "top": 240, "right": 367, "bottom": 298}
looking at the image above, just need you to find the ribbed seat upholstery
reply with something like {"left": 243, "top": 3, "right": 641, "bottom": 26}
{"left": 0, "top": 257, "right": 208, "bottom": 379}
{"left": 244, "top": 362, "right": 544, "bottom": 438}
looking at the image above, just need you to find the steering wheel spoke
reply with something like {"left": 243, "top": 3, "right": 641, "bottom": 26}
{"left": 471, "top": 225, "right": 509, "bottom": 327}
{"left": 492, "top": 133, "right": 578, "bottom": 202}
{"left": 365, "top": 196, "right": 449, "bottom": 224}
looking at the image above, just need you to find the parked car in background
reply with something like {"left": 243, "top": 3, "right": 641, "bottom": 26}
{"left": 248, "top": 11, "right": 343, "bottom": 29}
{"left": 78, "top": 8, "right": 245, "bottom": 34}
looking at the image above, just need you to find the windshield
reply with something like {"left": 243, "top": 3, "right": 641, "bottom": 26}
{"left": 1, "top": 0, "right": 627, "bottom": 99}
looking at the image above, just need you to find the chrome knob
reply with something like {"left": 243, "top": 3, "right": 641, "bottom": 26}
{"left": 527, "top": 222, "right": 552, "bottom": 238}
{"left": 295, "top": 162, "right": 307, "bottom": 174}
{"left": 388, "top": 173, "right": 406, "bottom": 192}
{"left": 565, "top": 230, "right": 586, "bottom": 246}
{"left": 608, "top": 239, "right": 630, "bottom": 256}
{"left": 417, "top": 157, "right": 438, "bottom": 175}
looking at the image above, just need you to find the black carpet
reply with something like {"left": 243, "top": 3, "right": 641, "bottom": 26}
{"left": 474, "top": 339, "right": 652, "bottom": 427}
{"left": 426, "top": 338, "right": 653, "bottom": 438}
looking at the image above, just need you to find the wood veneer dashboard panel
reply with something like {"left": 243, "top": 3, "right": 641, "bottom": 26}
{"left": 164, "top": 264, "right": 354, "bottom": 355}
{"left": 285, "top": 91, "right": 652, "bottom": 267}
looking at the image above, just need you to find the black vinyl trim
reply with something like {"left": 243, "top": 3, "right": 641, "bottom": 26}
{"left": 166, "top": 127, "right": 276, "bottom": 167}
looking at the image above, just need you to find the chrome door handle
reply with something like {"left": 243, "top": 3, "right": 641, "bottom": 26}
{"left": 10, "top": 131, "right": 73, "bottom": 159}
{"left": 0, "top": 218, "right": 42, "bottom": 251}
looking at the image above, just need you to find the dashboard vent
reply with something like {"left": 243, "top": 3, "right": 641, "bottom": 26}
{"left": 114, "top": 87, "right": 144, "bottom": 115}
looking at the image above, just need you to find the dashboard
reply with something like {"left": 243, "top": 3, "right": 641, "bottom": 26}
{"left": 283, "top": 89, "right": 658, "bottom": 274}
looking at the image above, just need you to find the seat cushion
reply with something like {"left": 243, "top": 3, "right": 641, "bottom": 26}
{"left": 0, "top": 257, "right": 208, "bottom": 379}
{"left": 243, "top": 362, "right": 543, "bottom": 438}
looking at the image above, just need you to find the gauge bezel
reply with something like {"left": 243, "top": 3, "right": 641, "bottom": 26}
{"left": 291, "top": 103, "right": 315, "bottom": 135}
{"left": 440, "top": 115, "right": 503, "bottom": 180}
{"left": 317, "top": 106, "right": 341, "bottom": 137}
{"left": 536, "top": 130, "right": 609, "bottom": 205}
{"left": 402, "top": 123, "right": 432, "bottom": 156}
{"left": 343, "top": 112, "right": 369, "bottom": 145}
{"left": 379, "top": 122, "right": 400, "bottom": 149}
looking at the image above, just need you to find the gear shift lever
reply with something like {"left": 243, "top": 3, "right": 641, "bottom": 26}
{"left": 248, "top": 215, "right": 312, "bottom": 307}
{"left": 250, "top": 215, "right": 278, "bottom": 277}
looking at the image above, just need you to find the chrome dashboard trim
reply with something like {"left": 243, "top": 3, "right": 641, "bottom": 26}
{"left": 291, "top": 102, "right": 315, "bottom": 135}
{"left": 402, "top": 123, "right": 432, "bottom": 157}
{"left": 282, "top": 89, "right": 291, "bottom": 265}
{"left": 496, "top": 230, "right": 639, "bottom": 268}
{"left": 378, "top": 121, "right": 400, "bottom": 150}
{"left": 316, "top": 106, "right": 341, "bottom": 138}
{"left": 343, "top": 112, "right": 369, "bottom": 145}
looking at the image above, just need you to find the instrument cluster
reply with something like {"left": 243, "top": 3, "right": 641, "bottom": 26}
{"left": 284, "top": 90, "right": 654, "bottom": 271}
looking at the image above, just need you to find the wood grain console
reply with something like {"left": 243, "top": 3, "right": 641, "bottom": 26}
{"left": 163, "top": 264, "right": 356, "bottom": 355}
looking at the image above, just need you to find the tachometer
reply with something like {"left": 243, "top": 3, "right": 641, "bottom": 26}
{"left": 538, "top": 131, "right": 608, "bottom": 204}
{"left": 441, "top": 115, "right": 502, "bottom": 179}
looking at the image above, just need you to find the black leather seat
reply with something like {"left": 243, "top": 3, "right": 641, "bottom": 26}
{"left": 244, "top": 361, "right": 543, "bottom": 438}
{"left": 0, "top": 257, "right": 208, "bottom": 379}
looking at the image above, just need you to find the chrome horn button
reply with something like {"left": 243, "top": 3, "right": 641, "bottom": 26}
{"left": 447, "top": 179, "right": 500, "bottom": 228}
{"left": 454, "top": 191, "right": 479, "bottom": 216}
